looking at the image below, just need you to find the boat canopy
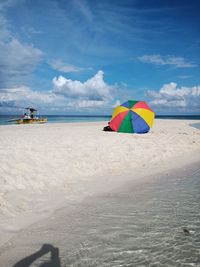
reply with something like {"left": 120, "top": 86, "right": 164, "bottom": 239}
{"left": 26, "top": 108, "right": 37, "bottom": 112}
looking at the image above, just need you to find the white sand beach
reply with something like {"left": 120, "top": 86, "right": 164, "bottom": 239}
{"left": 0, "top": 119, "right": 200, "bottom": 250}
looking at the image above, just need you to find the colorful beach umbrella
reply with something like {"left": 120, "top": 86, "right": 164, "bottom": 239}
{"left": 109, "top": 100, "right": 155, "bottom": 134}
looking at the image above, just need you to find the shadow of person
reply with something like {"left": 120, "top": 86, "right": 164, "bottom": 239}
{"left": 13, "top": 244, "right": 61, "bottom": 267}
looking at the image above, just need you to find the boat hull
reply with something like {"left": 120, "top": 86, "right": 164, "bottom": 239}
{"left": 16, "top": 118, "right": 48, "bottom": 124}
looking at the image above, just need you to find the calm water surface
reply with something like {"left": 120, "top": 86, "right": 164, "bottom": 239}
{"left": 1, "top": 115, "right": 200, "bottom": 125}
{"left": 61, "top": 164, "right": 200, "bottom": 267}
{"left": 0, "top": 115, "right": 111, "bottom": 125}
{"left": 9, "top": 162, "right": 200, "bottom": 267}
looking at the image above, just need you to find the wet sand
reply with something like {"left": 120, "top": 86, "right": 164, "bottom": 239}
{"left": 0, "top": 161, "right": 200, "bottom": 267}
{"left": 0, "top": 119, "right": 200, "bottom": 265}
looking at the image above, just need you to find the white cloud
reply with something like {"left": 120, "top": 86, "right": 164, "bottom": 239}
{"left": 0, "top": 14, "right": 9, "bottom": 40}
{"left": 0, "top": 1, "right": 43, "bottom": 86}
{"left": 0, "top": 71, "right": 115, "bottom": 113}
{"left": 75, "top": 100, "right": 106, "bottom": 108}
{"left": 20, "top": 26, "right": 43, "bottom": 38}
{"left": 0, "top": 38, "right": 43, "bottom": 77}
{"left": 0, "top": 85, "right": 71, "bottom": 114}
{"left": 146, "top": 82, "right": 200, "bottom": 110}
{"left": 138, "top": 55, "right": 197, "bottom": 68}
{"left": 52, "top": 70, "right": 113, "bottom": 102}
{"left": 178, "top": 75, "right": 192, "bottom": 79}
{"left": 0, "top": 86, "right": 57, "bottom": 107}
{"left": 114, "top": 100, "right": 121, "bottom": 107}
{"left": 49, "top": 59, "right": 84, "bottom": 73}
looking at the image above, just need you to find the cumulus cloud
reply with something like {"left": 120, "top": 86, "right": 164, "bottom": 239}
{"left": 0, "top": 71, "right": 115, "bottom": 113}
{"left": 138, "top": 55, "right": 197, "bottom": 68}
{"left": 49, "top": 59, "right": 84, "bottom": 73}
{"left": 0, "top": 85, "right": 71, "bottom": 114}
{"left": 0, "top": 86, "right": 56, "bottom": 107}
{"left": 146, "top": 82, "right": 200, "bottom": 110}
{"left": 52, "top": 70, "right": 113, "bottom": 102}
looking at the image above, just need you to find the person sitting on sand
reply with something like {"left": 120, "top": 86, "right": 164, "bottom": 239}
{"left": 23, "top": 113, "right": 29, "bottom": 119}
{"left": 103, "top": 122, "right": 114, "bottom": 132}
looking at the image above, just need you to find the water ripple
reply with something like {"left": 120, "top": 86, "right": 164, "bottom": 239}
{"left": 60, "top": 166, "right": 200, "bottom": 266}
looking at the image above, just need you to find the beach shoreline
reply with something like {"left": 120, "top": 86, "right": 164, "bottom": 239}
{"left": 0, "top": 159, "right": 200, "bottom": 267}
{"left": 0, "top": 119, "right": 200, "bottom": 248}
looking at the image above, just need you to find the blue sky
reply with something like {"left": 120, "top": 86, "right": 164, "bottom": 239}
{"left": 0, "top": 0, "right": 200, "bottom": 115}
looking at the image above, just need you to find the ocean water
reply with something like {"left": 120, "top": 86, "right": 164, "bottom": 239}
{"left": 0, "top": 115, "right": 200, "bottom": 126}
{"left": 60, "top": 163, "right": 200, "bottom": 267}
{"left": 0, "top": 115, "right": 111, "bottom": 125}
{"left": 7, "top": 162, "right": 200, "bottom": 267}
{"left": 190, "top": 123, "right": 200, "bottom": 130}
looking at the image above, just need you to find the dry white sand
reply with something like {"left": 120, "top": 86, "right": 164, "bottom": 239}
{"left": 0, "top": 119, "right": 200, "bottom": 246}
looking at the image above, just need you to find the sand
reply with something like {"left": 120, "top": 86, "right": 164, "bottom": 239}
{"left": 0, "top": 119, "right": 200, "bottom": 247}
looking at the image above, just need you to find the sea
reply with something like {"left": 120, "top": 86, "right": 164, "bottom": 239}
{"left": 60, "top": 162, "right": 200, "bottom": 267}
{"left": 0, "top": 114, "right": 200, "bottom": 126}
{"left": 5, "top": 161, "right": 200, "bottom": 267}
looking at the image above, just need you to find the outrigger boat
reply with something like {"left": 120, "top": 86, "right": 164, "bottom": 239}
{"left": 15, "top": 108, "right": 48, "bottom": 124}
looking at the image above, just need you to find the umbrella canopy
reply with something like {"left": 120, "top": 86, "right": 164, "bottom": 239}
{"left": 110, "top": 100, "right": 155, "bottom": 133}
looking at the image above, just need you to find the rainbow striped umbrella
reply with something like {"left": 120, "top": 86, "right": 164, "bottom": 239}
{"left": 110, "top": 100, "right": 155, "bottom": 134}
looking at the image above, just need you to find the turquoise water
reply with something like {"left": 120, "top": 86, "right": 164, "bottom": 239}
{"left": 60, "top": 164, "right": 200, "bottom": 267}
{"left": 190, "top": 123, "right": 200, "bottom": 130}
{"left": 0, "top": 115, "right": 200, "bottom": 126}
{"left": 0, "top": 115, "right": 111, "bottom": 125}
{"left": 7, "top": 162, "right": 200, "bottom": 267}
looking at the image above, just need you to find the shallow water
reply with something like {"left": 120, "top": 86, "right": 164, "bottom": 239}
{"left": 1, "top": 115, "right": 200, "bottom": 126}
{"left": 60, "top": 164, "right": 200, "bottom": 267}
{"left": 0, "top": 115, "right": 110, "bottom": 125}
{"left": 190, "top": 123, "right": 200, "bottom": 130}
{"left": 2, "top": 162, "right": 200, "bottom": 267}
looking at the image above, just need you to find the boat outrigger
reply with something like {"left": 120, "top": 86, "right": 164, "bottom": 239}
{"left": 15, "top": 108, "right": 48, "bottom": 124}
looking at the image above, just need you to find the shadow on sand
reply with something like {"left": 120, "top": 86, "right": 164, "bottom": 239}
{"left": 13, "top": 244, "right": 61, "bottom": 267}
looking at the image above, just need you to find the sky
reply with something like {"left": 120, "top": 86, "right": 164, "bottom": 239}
{"left": 0, "top": 0, "right": 200, "bottom": 115}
